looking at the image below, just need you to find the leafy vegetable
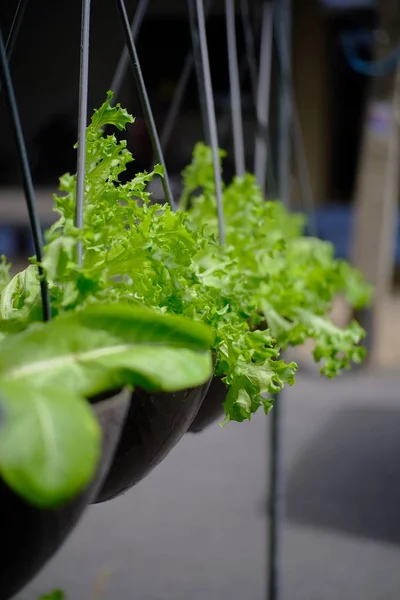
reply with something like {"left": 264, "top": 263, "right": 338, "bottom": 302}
{"left": 0, "top": 303, "right": 213, "bottom": 507}
{"left": 0, "top": 94, "right": 371, "bottom": 428}
{"left": 184, "top": 143, "right": 372, "bottom": 380}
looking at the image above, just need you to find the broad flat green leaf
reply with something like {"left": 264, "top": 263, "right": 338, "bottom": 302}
{"left": 0, "top": 304, "right": 214, "bottom": 395}
{"left": 0, "top": 381, "right": 100, "bottom": 508}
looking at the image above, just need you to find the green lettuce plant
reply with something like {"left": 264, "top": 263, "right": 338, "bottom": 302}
{"left": 0, "top": 92, "right": 371, "bottom": 442}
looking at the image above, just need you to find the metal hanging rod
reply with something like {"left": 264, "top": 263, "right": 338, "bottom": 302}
{"left": 0, "top": 25, "right": 51, "bottom": 321}
{"left": 188, "top": 0, "right": 211, "bottom": 146}
{"left": 254, "top": 0, "right": 274, "bottom": 195}
{"left": 158, "top": 0, "right": 213, "bottom": 158}
{"left": 0, "top": 0, "right": 29, "bottom": 96}
{"left": 225, "top": 0, "right": 245, "bottom": 176}
{"left": 276, "top": 0, "right": 291, "bottom": 209}
{"left": 75, "top": 0, "right": 92, "bottom": 266}
{"left": 190, "top": 0, "right": 225, "bottom": 244}
{"left": 273, "top": 1, "right": 317, "bottom": 235}
{"left": 115, "top": 0, "right": 176, "bottom": 211}
{"left": 110, "top": 0, "right": 148, "bottom": 102}
{"left": 240, "top": 0, "right": 259, "bottom": 107}
{"left": 239, "top": 0, "right": 277, "bottom": 195}
{"left": 5, "top": 0, "right": 28, "bottom": 58}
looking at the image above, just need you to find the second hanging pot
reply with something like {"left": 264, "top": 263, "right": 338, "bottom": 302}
{"left": 188, "top": 376, "right": 227, "bottom": 433}
{"left": 94, "top": 379, "right": 211, "bottom": 503}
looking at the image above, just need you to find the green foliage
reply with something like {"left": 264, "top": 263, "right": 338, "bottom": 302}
{"left": 185, "top": 142, "right": 372, "bottom": 381}
{"left": 0, "top": 94, "right": 371, "bottom": 437}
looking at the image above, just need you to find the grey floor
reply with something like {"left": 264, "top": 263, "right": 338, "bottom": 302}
{"left": 17, "top": 370, "right": 400, "bottom": 600}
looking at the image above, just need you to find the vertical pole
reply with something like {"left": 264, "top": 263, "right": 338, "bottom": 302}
{"left": 268, "top": 393, "right": 284, "bottom": 600}
{"left": 267, "top": 2, "right": 291, "bottom": 600}
{"left": 75, "top": 0, "right": 91, "bottom": 266}
{"left": 254, "top": 0, "right": 274, "bottom": 194}
{"left": 225, "top": 0, "right": 245, "bottom": 176}
{"left": 0, "top": 26, "right": 50, "bottom": 321}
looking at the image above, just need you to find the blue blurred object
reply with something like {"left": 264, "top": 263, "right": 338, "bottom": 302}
{"left": 311, "top": 204, "right": 400, "bottom": 266}
{"left": 321, "top": 0, "right": 376, "bottom": 7}
{"left": 0, "top": 227, "right": 19, "bottom": 259}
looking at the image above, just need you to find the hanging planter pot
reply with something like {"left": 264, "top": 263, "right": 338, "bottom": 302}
{"left": 94, "top": 379, "right": 211, "bottom": 503}
{"left": 188, "top": 376, "right": 227, "bottom": 433}
{"left": 0, "top": 389, "right": 130, "bottom": 600}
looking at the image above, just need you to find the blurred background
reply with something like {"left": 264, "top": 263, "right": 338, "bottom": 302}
{"left": 1, "top": 0, "right": 400, "bottom": 598}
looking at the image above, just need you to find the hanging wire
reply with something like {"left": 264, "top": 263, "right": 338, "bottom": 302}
{"left": 157, "top": 0, "right": 214, "bottom": 158}
{"left": 254, "top": 0, "right": 274, "bottom": 195}
{"left": 115, "top": 0, "right": 176, "bottom": 211}
{"left": 276, "top": 0, "right": 291, "bottom": 209}
{"left": 0, "top": 26, "right": 51, "bottom": 321}
{"left": 239, "top": 0, "right": 277, "bottom": 195}
{"left": 190, "top": 0, "right": 225, "bottom": 244}
{"left": 273, "top": 1, "right": 317, "bottom": 236}
{"left": 75, "top": 0, "right": 92, "bottom": 266}
{"left": 159, "top": 53, "right": 193, "bottom": 155}
{"left": 109, "top": 0, "right": 148, "bottom": 102}
{"left": 225, "top": 0, "right": 245, "bottom": 176}
{"left": 188, "top": 0, "right": 211, "bottom": 145}
{"left": 0, "top": 0, "right": 29, "bottom": 96}
{"left": 5, "top": 0, "right": 28, "bottom": 58}
{"left": 240, "top": 0, "right": 259, "bottom": 109}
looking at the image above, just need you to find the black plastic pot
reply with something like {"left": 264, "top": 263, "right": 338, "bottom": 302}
{"left": 94, "top": 380, "right": 211, "bottom": 503}
{"left": 188, "top": 376, "right": 227, "bottom": 433}
{"left": 0, "top": 389, "right": 130, "bottom": 600}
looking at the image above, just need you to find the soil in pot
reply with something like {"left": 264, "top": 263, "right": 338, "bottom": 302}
{"left": 188, "top": 376, "right": 227, "bottom": 433}
{"left": 0, "top": 389, "right": 130, "bottom": 600}
{"left": 94, "top": 379, "right": 211, "bottom": 503}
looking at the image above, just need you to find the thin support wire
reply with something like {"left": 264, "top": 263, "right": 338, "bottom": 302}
{"left": 109, "top": 0, "right": 148, "bottom": 102}
{"left": 188, "top": 0, "right": 211, "bottom": 145}
{"left": 158, "top": 0, "right": 214, "bottom": 157}
{"left": 225, "top": 0, "right": 245, "bottom": 176}
{"left": 273, "top": 1, "right": 317, "bottom": 235}
{"left": 5, "top": 0, "right": 28, "bottom": 57}
{"left": 0, "top": 26, "right": 50, "bottom": 321}
{"left": 276, "top": 0, "right": 291, "bottom": 209}
{"left": 157, "top": 0, "right": 214, "bottom": 159}
{"left": 191, "top": 0, "right": 225, "bottom": 244}
{"left": 75, "top": 0, "right": 91, "bottom": 266}
{"left": 0, "top": 0, "right": 29, "bottom": 96}
{"left": 115, "top": 0, "right": 176, "bottom": 211}
{"left": 240, "top": 0, "right": 259, "bottom": 105}
{"left": 240, "top": 0, "right": 277, "bottom": 195}
{"left": 254, "top": 0, "right": 274, "bottom": 194}
{"left": 160, "top": 53, "right": 193, "bottom": 155}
